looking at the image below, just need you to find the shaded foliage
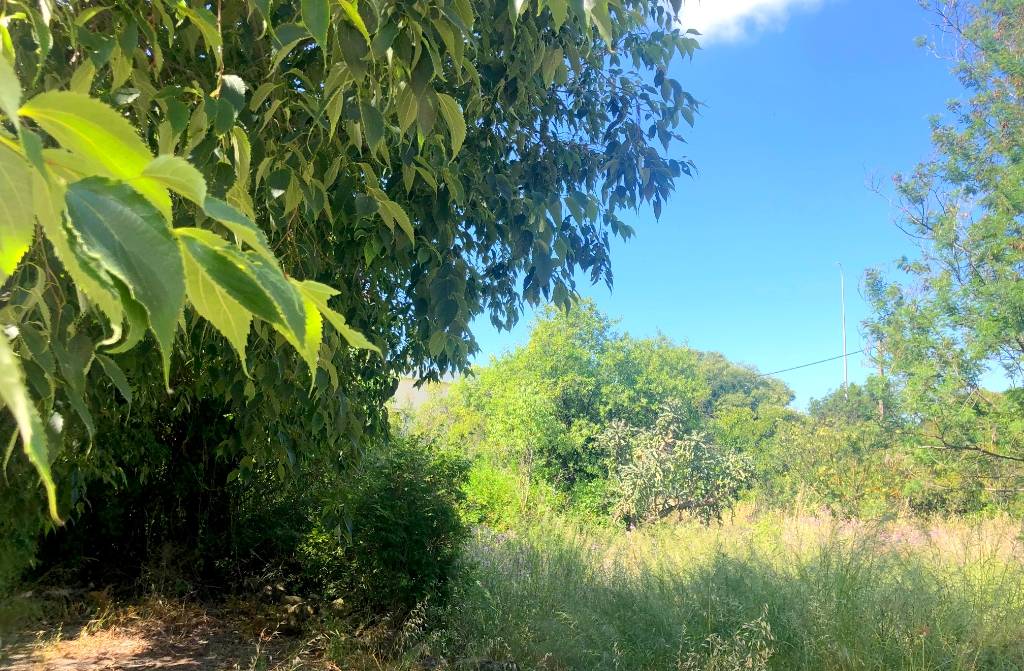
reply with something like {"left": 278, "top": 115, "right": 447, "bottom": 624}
{"left": 0, "top": 0, "right": 699, "bottom": 591}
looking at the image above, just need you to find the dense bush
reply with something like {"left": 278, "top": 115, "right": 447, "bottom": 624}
{"left": 296, "top": 437, "right": 469, "bottom": 613}
{"left": 602, "top": 404, "right": 752, "bottom": 525}
{"left": 415, "top": 303, "right": 1024, "bottom": 524}
{"left": 0, "top": 0, "right": 697, "bottom": 595}
{"left": 419, "top": 302, "right": 787, "bottom": 526}
{"left": 460, "top": 460, "right": 567, "bottom": 530}
{"left": 415, "top": 301, "right": 782, "bottom": 524}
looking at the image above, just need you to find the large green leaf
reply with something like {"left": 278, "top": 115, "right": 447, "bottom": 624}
{"left": 65, "top": 178, "right": 185, "bottom": 384}
{"left": 31, "top": 172, "right": 124, "bottom": 341}
{"left": 176, "top": 227, "right": 280, "bottom": 325}
{"left": 178, "top": 5, "right": 223, "bottom": 67}
{"left": 302, "top": 0, "right": 330, "bottom": 50}
{"left": 0, "top": 143, "right": 34, "bottom": 279}
{"left": 548, "top": 0, "right": 568, "bottom": 30}
{"left": 436, "top": 93, "right": 466, "bottom": 158}
{"left": 95, "top": 353, "right": 133, "bottom": 404}
{"left": 0, "top": 52, "right": 20, "bottom": 129}
{"left": 359, "top": 100, "right": 385, "bottom": 151}
{"left": 138, "top": 155, "right": 207, "bottom": 205}
{"left": 203, "top": 196, "right": 276, "bottom": 261}
{"left": 247, "top": 252, "right": 307, "bottom": 344}
{"left": 0, "top": 335, "right": 57, "bottom": 521}
{"left": 297, "top": 280, "right": 380, "bottom": 353}
{"left": 289, "top": 282, "right": 324, "bottom": 377}
{"left": 180, "top": 237, "right": 254, "bottom": 370}
{"left": 336, "top": 0, "right": 370, "bottom": 43}
{"left": 20, "top": 91, "right": 152, "bottom": 179}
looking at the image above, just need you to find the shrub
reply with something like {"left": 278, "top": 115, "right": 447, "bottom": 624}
{"left": 297, "top": 437, "right": 469, "bottom": 613}
{"left": 460, "top": 461, "right": 568, "bottom": 530}
{"left": 460, "top": 462, "right": 527, "bottom": 531}
{"left": 602, "top": 403, "right": 752, "bottom": 526}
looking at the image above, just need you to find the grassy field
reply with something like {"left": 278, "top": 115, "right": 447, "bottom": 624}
{"left": 411, "top": 505, "right": 1024, "bottom": 671}
{"left": 6, "top": 506, "right": 1023, "bottom": 670}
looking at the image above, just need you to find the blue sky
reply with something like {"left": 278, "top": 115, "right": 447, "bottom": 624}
{"left": 471, "top": 0, "right": 965, "bottom": 408}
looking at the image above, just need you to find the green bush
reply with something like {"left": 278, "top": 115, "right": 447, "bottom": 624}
{"left": 599, "top": 403, "right": 752, "bottom": 526}
{"left": 461, "top": 461, "right": 567, "bottom": 530}
{"left": 297, "top": 437, "right": 469, "bottom": 613}
{"left": 461, "top": 462, "right": 526, "bottom": 531}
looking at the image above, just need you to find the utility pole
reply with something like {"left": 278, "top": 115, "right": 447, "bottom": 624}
{"left": 838, "top": 263, "right": 849, "bottom": 398}
{"left": 876, "top": 340, "right": 885, "bottom": 420}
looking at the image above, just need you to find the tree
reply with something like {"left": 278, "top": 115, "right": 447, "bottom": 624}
{"left": 430, "top": 302, "right": 790, "bottom": 514}
{"left": 808, "top": 380, "right": 892, "bottom": 425}
{"left": 0, "top": 0, "right": 699, "bottom": 582}
{"left": 602, "top": 402, "right": 751, "bottom": 526}
{"left": 866, "top": 0, "right": 1024, "bottom": 479}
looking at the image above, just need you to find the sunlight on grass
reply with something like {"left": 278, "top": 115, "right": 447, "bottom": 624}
{"left": 425, "top": 506, "right": 1024, "bottom": 670}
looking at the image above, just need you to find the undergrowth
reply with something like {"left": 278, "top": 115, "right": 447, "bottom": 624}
{"left": 406, "top": 505, "right": 1024, "bottom": 670}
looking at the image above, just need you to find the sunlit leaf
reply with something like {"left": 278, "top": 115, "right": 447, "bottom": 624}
{"left": 65, "top": 178, "right": 185, "bottom": 385}
{"left": 436, "top": 93, "right": 466, "bottom": 159}
{"left": 0, "top": 335, "right": 58, "bottom": 521}
{"left": 20, "top": 91, "right": 152, "bottom": 178}
{"left": 0, "top": 52, "right": 20, "bottom": 128}
{"left": 0, "top": 143, "right": 34, "bottom": 279}
{"left": 139, "top": 155, "right": 208, "bottom": 205}
{"left": 296, "top": 280, "right": 380, "bottom": 353}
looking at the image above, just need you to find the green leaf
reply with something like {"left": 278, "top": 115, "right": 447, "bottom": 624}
{"left": 0, "top": 335, "right": 58, "bottom": 521}
{"left": 65, "top": 178, "right": 185, "bottom": 385}
{"left": 436, "top": 93, "right": 466, "bottom": 159}
{"left": 0, "top": 52, "right": 20, "bottom": 129}
{"left": 26, "top": 7, "right": 52, "bottom": 68}
{"left": 179, "top": 234, "right": 255, "bottom": 369}
{"left": 290, "top": 281, "right": 324, "bottom": 376}
{"left": 203, "top": 196, "right": 276, "bottom": 262}
{"left": 179, "top": 5, "right": 223, "bottom": 67}
{"left": 397, "top": 86, "right": 418, "bottom": 134}
{"left": 20, "top": 91, "right": 152, "bottom": 179}
{"left": 0, "top": 143, "right": 34, "bottom": 279}
{"left": 381, "top": 199, "right": 414, "bottom": 244}
{"left": 32, "top": 173, "right": 124, "bottom": 340}
{"left": 68, "top": 60, "right": 96, "bottom": 94}
{"left": 359, "top": 100, "right": 385, "bottom": 150}
{"left": 296, "top": 280, "right": 380, "bottom": 353}
{"left": 587, "top": 0, "right": 614, "bottom": 45}
{"left": 416, "top": 90, "right": 437, "bottom": 136}
{"left": 548, "top": 0, "right": 568, "bottom": 30}
{"left": 176, "top": 227, "right": 280, "bottom": 326}
{"left": 428, "top": 330, "right": 446, "bottom": 357}
{"left": 139, "top": 155, "right": 208, "bottom": 205}
{"left": 302, "top": 0, "right": 330, "bottom": 50}
{"left": 95, "top": 353, "right": 133, "bottom": 404}
{"left": 542, "top": 47, "right": 563, "bottom": 88}
{"left": 336, "top": 0, "right": 370, "bottom": 43}
{"left": 104, "top": 279, "right": 148, "bottom": 354}
{"left": 226, "top": 127, "right": 254, "bottom": 218}
{"left": 219, "top": 74, "right": 247, "bottom": 112}
{"left": 247, "top": 253, "right": 306, "bottom": 344}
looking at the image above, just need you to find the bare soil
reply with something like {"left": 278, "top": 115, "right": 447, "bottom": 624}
{"left": 0, "top": 596, "right": 331, "bottom": 671}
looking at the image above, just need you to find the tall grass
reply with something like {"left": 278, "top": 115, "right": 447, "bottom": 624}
{"left": 423, "top": 505, "right": 1024, "bottom": 670}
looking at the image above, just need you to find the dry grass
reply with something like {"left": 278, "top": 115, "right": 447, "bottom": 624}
{"left": 0, "top": 595, "right": 334, "bottom": 671}
{"left": 418, "top": 505, "right": 1024, "bottom": 670}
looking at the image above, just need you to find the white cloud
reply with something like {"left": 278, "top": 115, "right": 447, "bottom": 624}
{"left": 680, "top": 0, "right": 825, "bottom": 43}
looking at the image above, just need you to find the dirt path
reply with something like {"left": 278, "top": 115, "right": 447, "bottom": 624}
{"left": 0, "top": 598, "right": 329, "bottom": 671}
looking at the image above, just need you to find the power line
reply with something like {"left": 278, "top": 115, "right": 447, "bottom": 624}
{"left": 757, "top": 349, "right": 865, "bottom": 378}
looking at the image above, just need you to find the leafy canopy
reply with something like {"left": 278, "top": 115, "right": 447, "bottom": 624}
{"left": 0, "top": 0, "right": 699, "bottom": 521}
{"left": 866, "top": 0, "right": 1024, "bottom": 475}
{"left": 416, "top": 301, "right": 788, "bottom": 522}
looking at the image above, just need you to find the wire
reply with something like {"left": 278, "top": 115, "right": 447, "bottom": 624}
{"left": 757, "top": 349, "right": 865, "bottom": 378}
